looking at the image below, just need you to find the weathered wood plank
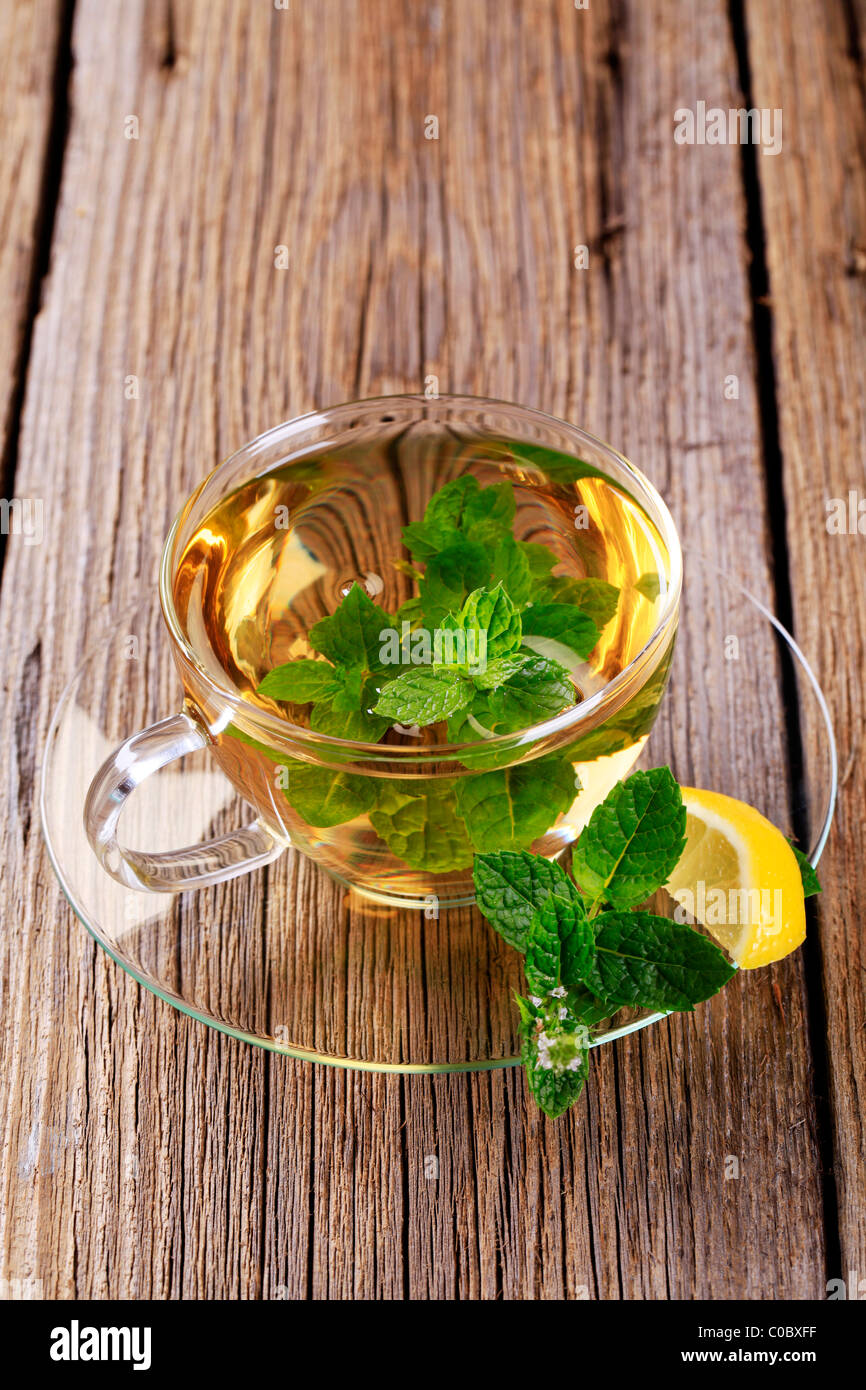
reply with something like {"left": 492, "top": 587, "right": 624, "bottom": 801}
{"left": 0, "top": 0, "right": 66, "bottom": 483}
{"left": 746, "top": 0, "right": 866, "bottom": 1283}
{"left": 0, "top": 0, "right": 834, "bottom": 1301}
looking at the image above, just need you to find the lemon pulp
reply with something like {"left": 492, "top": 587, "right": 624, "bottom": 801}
{"left": 665, "top": 788, "right": 807, "bottom": 969}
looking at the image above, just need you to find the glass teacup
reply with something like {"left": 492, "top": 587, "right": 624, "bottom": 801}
{"left": 85, "top": 395, "right": 681, "bottom": 909}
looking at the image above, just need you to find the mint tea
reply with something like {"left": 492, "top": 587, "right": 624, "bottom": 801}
{"left": 171, "top": 429, "right": 676, "bottom": 904}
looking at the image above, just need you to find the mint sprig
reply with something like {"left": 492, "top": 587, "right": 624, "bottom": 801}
{"left": 256, "top": 581, "right": 393, "bottom": 743}
{"left": 473, "top": 767, "right": 738, "bottom": 1119}
{"left": 237, "top": 472, "right": 622, "bottom": 874}
{"left": 373, "top": 582, "right": 576, "bottom": 748}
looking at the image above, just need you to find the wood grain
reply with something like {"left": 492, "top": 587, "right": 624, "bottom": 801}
{"left": 0, "top": 0, "right": 857, "bottom": 1299}
{"left": 746, "top": 0, "right": 866, "bottom": 1282}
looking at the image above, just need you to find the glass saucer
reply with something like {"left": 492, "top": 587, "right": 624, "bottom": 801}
{"left": 40, "top": 550, "right": 836, "bottom": 1073}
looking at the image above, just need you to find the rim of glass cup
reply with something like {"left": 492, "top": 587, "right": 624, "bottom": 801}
{"left": 159, "top": 394, "right": 683, "bottom": 764}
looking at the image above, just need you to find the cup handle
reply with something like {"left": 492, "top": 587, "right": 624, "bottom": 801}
{"left": 84, "top": 710, "right": 284, "bottom": 891}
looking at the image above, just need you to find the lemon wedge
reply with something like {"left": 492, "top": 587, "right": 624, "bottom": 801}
{"left": 665, "top": 788, "right": 806, "bottom": 969}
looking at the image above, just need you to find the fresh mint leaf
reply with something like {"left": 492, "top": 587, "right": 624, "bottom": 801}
{"left": 471, "top": 653, "right": 531, "bottom": 690}
{"left": 490, "top": 534, "right": 532, "bottom": 606}
{"left": 256, "top": 650, "right": 390, "bottom": 741}
{"left": 536, "top": 575, "right": 620, "bottom": 630}
{"left": 524, "top": 892, "right": 594, "bottom": 997}
{"left": 472, "top": 848, "right": 582, "bottom": 950}
{"left": 457, "top": 754, "right": 576, "bottom": 853}
{"left": 284, "top": 761, "right": 376, "bottom": 828}
{"left": 402, "top": 475, "right": 516, "bottom": 561}
{"left": 571, "top": 766, "right": 686, "bottom": 909}
{"left": 459, "top": 583, "right": 522, "bottom": 659}
{"left": 423, "top": 473, "right": 480, "bottom": 529}
{"left": 462, "top": 480, "right": 516, "bottom": 544}
{"left": 566, "top": 982, "right": 614, "bottom": 1026}
{"left": 395, "top": 593, "right": 425, "bottom": 625}
{"left": 521, "top": 602, "right": 600, "bottom": 660}
{"left": 519, "top": 542, "right": 559, "bottom": 583}
{"left": 257, "top": 659, "right": 338, "bottom": 704}
{"left": 419, "top": 542, "right": 490, "bottom": 623}
{"left": 789, "top": 842, "right": 822, "bottom": 897}
{"left": 368, "top": 780, "right": 473, "bottom": 872}
{"left": 428, "top": 612, "right": 471, "bottom": 672}
{"left": 372, "top": 666, "right": 473, "bottom": 726}
{"left": 308, "top": 582, "right": 392, "bottom": 676}
{"left": 480, "top": 655, "right": 575, "bottom": 731}
{"left": 401, "top": 519, "right": 462, "bottom": 559}
{"left": 586, "top": 909, "right": 736, "bottom": 1011}
{"left": 324, "top": 664, "right": 365, "bottom": 712}
{"left": 309, "top": 697, "right": 390, "bottom": 742}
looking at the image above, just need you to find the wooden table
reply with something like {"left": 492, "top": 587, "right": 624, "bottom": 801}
{"left": 1, "top": 0, "right": 863, "bottom": 1299}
